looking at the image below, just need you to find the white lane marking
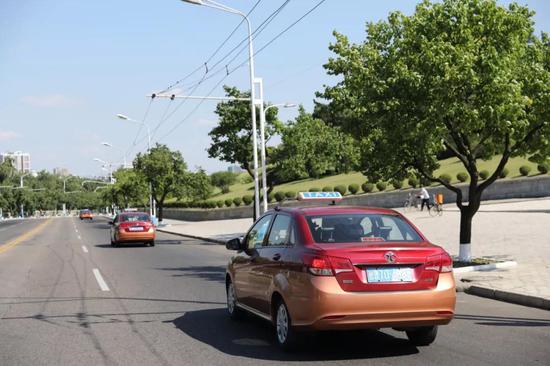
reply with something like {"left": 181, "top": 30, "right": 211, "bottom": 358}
{"left": 92, "top": 269, "right": 110, "bottom": 291}
{"left": 77, "top": 235, "right": 81, "bottom": 240}
{"left": 82, "top": 245, "right": 89, "bottom": 253}
{"left": 75, "top": 229, "right": 79, "bottom": 233}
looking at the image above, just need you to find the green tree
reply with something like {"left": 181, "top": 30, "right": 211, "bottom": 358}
{"left": 134, "top": 144, "right": 189, "bottom": 222}
{"left": 318, "top": 0, "right": 550, "bottom": 260}
{"left": 208, "top": 85, "right": 282, "bottom": 178}
{"left": 111, "top": 168, "right": 148, "bottom": 208}
{"left": 274, "top": 107, "right": 359, "bottom": 181}
{"left": 210, "top": 171, "right": 237, "bottom": 193}
{"left": 177, "top": 168, "right": 213, "bottom": 202}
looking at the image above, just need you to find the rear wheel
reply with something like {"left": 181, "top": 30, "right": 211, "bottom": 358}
{"left": 148, "top": 241, "right": 155, "bottom": 247}
{"left": 111, "top": 240, "right": 117, "bottom": 247}
{"left": 406, "top": 325, "right": 438, "bottom": 346}
{"left": 274, "top": 300, "right": 301, "bottom": 351}
{"left": 226, "top": 281, "right": 244, "bottom": 320}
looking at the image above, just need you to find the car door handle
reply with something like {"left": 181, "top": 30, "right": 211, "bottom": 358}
{"left": 272, "top": 253, "right": 281, "bottom": 261}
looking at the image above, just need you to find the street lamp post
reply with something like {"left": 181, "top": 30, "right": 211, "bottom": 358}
{"left": 259, "top": 102, "right": 297, "bottom": 212}
{"left": 181, "top": 0, "right": 261, "bottom": 220}
{"left": 93, "top": 158, "right": 113, "bottom": 184}
{"left": 101, "top": 142, "right": 128, "bottom": 168}
{"left": 19, "top": 173, "right": 29, "bottom": 217}
{"left": 116, "top": 114, "right": 154, "bottom": 217}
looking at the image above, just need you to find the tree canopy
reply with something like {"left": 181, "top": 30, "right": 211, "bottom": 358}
{"left": 274, "top": 106, "right": 359, "bottom": 181}
{"left": 208, "top": 85, "right": 283, "bottom": 177}
{"left": 318, "top": 0, "right": 549, "bottom": 259}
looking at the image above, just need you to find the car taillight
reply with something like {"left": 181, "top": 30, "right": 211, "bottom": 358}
{"left": 425, "top": 253, "right": 453, "bottom": 273}
{"left": 441, "top": 253, "right": 453, "bottom": 272}
{"left": 304, "top": 255, "right": 354, "bottom": 276}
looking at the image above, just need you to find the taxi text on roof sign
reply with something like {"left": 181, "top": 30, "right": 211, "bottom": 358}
{"left": 298, "top": 191, "right": 343, "bottom": 201}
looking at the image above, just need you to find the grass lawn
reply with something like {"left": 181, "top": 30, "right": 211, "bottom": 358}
{"left": 167, "top": 155, "right": 542, "bottom": 204}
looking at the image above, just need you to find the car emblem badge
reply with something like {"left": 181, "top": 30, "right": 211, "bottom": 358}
{"left": 384, "top": 251, "right": 396, "bottom": 263}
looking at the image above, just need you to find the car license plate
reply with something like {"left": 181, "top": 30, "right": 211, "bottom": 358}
{"left": 366, "top": 267, "right": 414, "bottom": 283}
{"left": 128, "top": 226, "right": 143, "bottom": 232}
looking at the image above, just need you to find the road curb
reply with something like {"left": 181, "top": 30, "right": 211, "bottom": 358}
{"left": 465, "top": 285, "right": 550, "bottom": 310}
{"left": 156, "top": 229, "right": 225, "bottom": 245}
{"left": 453, "top": 260, "right": 517, "bottom": 274}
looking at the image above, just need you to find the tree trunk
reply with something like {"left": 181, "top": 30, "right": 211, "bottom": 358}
{"left": 157, "top": 202, "right": 163, "bottom": 222}
{"left": 458, "top": 190, "right": 481, "bottom": 262}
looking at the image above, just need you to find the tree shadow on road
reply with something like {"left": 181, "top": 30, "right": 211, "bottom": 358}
{"left": 455, "top": 314, "right": 550, "bottom": 327}
{"left": 172, "top": 308, "right": 419, "bottom": 361}
{"left": 156, "top": 266, "right": 226, "bottom": 283}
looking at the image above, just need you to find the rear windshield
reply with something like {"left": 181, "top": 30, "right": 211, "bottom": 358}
{"left": 306, "top": 214, "right": 422, "bottom": 243}
{"left": 120, "top": 214, "right": 150, "bottom": 222}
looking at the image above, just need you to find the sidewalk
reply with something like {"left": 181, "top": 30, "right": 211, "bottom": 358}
{"left": 158, "top": 197, "right": 550, "bottom": 310}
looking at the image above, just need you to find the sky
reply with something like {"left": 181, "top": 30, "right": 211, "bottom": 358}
{"left": 0, "top": 0, "right": 548, "bottom": 177}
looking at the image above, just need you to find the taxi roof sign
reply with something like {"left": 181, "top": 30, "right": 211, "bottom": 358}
{"left": 298, "top": 191, "right": 343, "bottom": 201}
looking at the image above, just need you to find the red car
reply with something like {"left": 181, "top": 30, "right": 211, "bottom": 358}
{"left": 226, "top": 196, "right": 455, "bottom": 350}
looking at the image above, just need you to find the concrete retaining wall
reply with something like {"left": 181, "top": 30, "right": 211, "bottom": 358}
{"left": 163, "top": 175, "right": 550, "bottom": 221}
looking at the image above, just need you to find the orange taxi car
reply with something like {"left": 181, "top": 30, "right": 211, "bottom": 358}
{"left": 109, "top": 211, "right": 156, "bottom": 247}
{"left": 79, "top": 209, "right": 93, "bottom": 220}
{"left": 225, "top": 192, "right": 456, "bottom": 350}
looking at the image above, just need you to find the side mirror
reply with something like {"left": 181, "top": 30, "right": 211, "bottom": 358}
{"left": 108, "top": 221, "right": 114, "bottom": 225}
{"left": 226, "top": 237, "right": 244, "bottom": 251}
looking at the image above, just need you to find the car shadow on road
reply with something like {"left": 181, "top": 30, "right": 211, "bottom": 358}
{"left": 172, "top": 308, "right": 419, "bottom": 361}
{"left": 95, "top": 243, "right": 150, "bottom": 248}
{"left": 157, "top": 266, "right": 226, "bottom": 283}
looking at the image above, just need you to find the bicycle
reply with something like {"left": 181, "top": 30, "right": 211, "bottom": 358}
{"left": 428, "top": 201, "right": 443, "bottom": 216}
{"left": 403, "top": 192, "right": 420, "bottom": 212}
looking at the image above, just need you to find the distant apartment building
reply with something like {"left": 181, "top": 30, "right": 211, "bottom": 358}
{"left": 53, "top": 167, "right": 70, "bottom": 177}
{"left": 227, "top": 165, "right": 243, "bottom": 174}
{"left": 0, "top": 151, "right": 31, "bottom": 173}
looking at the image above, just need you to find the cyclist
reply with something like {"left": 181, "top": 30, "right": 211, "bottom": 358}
{"left": 419, "top": 186, "right": 431, "bottom": 211}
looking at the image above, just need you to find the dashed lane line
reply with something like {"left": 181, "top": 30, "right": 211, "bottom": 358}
{"left": 82, "top": 245, "right": 89, "bottom": 253}
{"left": 92, "top": 269, "right": 110, "bottom": 292}
{"left": 0, "top": 219, "right": 52, "bottom": 255}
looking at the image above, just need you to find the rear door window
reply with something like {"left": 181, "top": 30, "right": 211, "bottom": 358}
{"left": 266, "top": 215, "right": 291, "bottom": 247}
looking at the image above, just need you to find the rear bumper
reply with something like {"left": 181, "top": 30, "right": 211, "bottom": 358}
{"left": 116, "top": 231, "right": 155, "bottom": 242}
{"left": 290, "top": 272, "right": 456, "bottom": 330}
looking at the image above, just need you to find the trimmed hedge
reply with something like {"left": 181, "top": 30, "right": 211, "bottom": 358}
{"left": 224, "top": 199, "right": 233, "bottom": 207}
{"left": 390, "top": 179, "right": 403, "bottom": 190}
{"left": 309, "top": 187, "right": 321, "bottom": 192}
{"left": 362, "top": 182, "right": 374, "bottom": 193}
{"left": 537, "top": 164, "right": 549, "bottom": 174}
{"left": 322, "top": 186, "right": 333, "bottom": 192}
{"left": 232, "top": 197, "right": 242, "bottom": 207}
{"left": 376, "top": 182, "right": 387, "bottom": 191}
{"left": 274, "top": 192, "right": 285, "bottom": 202}
{"left": 456, "top": 172, "right": 468, "bottom": 183}
{"left": 407, "top": 177, "right": 418, "bottom": 188}
{"left": 267, "top": 193, "right": 275, "bottom": 203}
{"left": 334, "top": 185, "right": 347, "bottom": 195}
{"left": 439, "top": 173, "right": 452, "bottom": 184}
{"left": 285, "top": 191, "right": 296, "bottom": 199}
{"left": 216, "top": 200, "right": 224, "bottom": 208}
{"left": 519, "top": 165, "right": 531, "bottom": 176}
{"left": 499, "top": 167, "right": 509, "bottom": 178}
{"left": 348, "top": 183, "right": 359, "bottom": 194}
{"left": 242, "top": 195, "right": 253, "bottom": 205}
{"left": 479, "top": 170, "right": 490, "bottom": 180}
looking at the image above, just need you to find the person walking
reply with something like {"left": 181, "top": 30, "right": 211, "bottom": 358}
{"left": 420, "top": 186, "right": 431, "bottom": 211}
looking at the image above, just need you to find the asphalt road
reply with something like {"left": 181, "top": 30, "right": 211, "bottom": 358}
{"left": 0, "top": 217, "right": 548, "bottom": 366}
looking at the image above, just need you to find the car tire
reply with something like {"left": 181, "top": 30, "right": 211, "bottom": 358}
{"left": 274, "top": 300, "right": 301, "bottom": 351}
{"left": 226, "top": 281, "right": 244, "bottom": 320}
{"left": 149, "top": 241, "right": 155, "bottom": 247}
{"left": 406, "top": 325, "right": 438, "bottom": 346}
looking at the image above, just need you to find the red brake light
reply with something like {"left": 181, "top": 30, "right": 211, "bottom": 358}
{"left": 328, "top": 256, "right": 354, "bottom": 274}
{"left": 304, "top": 255, "right": 354, "bottom": 276}
{"left": 425, "top": 254, "right": 441, "bottom": 272}
{"left": 425, "top": 253, "right": 453, "bottom": 273}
